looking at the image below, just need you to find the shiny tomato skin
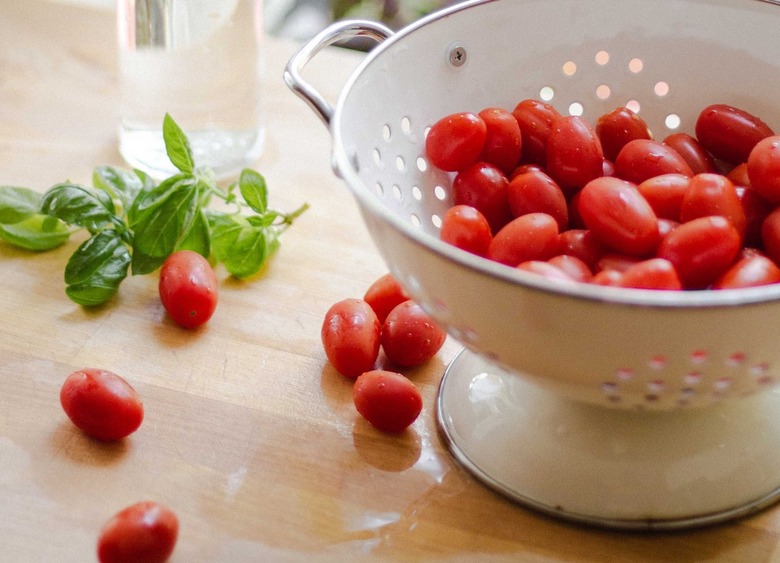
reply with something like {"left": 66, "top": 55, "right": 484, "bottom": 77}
{"left": 695, "top": 104, "right": 774, "bottom": 165}
{"left": 547, "top": 254, "right": 593, "bottom": 282}
{"left": 663, "top": 132, "right": 718, "bottom": 174}
{"left": 761, "top": 208, "right": 780, "bottom": 266}
{"left": 556, "top": 229, "right": 606, "bottom": 271}
{"left": 381, "top": 301, "right": 446, "bottom": 367}
{"left": 321, "top": 298, "right": 381, "bottom": 378}
{"left": 578, "top": 176, "right": 660, "bottom": 256}
{"left": 728, "top": 162, "right": 751, "bottom": 186}
{"left": 546, "top": 115, "right": 604, "bottom": 194}
{"left": 353, "top": 370, "right": 423, "bottom": 433}
{"left": 618, "top": 258, "right": 683, "bottom": 290}
{"left": 478, "top": 107, "right": 523, "bottom": 175}
{"left": 737, "top": 186, "right": 773, "bottom": 249}
{"left": 512, "top": 99, "right": 562, "bottom": 165}
{"left": 440, "top": 204, "right": 493, "bottom": 257}
{"left": 595, "top": 106, "right": 652, "bottom": 162}
{"left": 590, "top": 269, "right": 624, "bottom": 286}
{"left": 97, "top": 501, "right": 178, "bottom": 563}
{"left": 747, "top": 135, "right": 780, "bottom": 205}
{"left": 680, "top": 173, "right": 746, "bottom": 238}
{"left": 516, "top": 260, "right": 575, "bottom": 283}
{"left": 425, "top": 112, "right": 487, "bottom": 171}
{"left": 158, "top": 250, "right": 218, "bottom": 329}
{"left": 60, "top": 368, "right": 144, "bottom": 441}
{"left": 510, "top": 162, "right": 546, "bottom": 180}
{"left": 712, "top": 255, "right": 780, "bottom": 289}
{"left": 636, "top": 173, "right": 690, "bottom": 221}
{"left": 507, "top": 170, "right": 568, "bottom": 230}
{"left": 363, "top": 273, "right": 410, "bottom": 325}
{"left": 657, "top": 216, "right": 742, "bottom": 289}
{"left": 597, "top": 253, "right": 641, "bottom": 273}
{"left": 488, "top": 213, "right": 559, "bottom": 267}
{"left": 452, "top": 162, "right": 511, "bottom": 233}
{"left": 614, "top": 139, "right": 694, "bottom": 184}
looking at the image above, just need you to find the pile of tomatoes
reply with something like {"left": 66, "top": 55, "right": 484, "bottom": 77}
{"left": 321, "top": 273, "right": 447, "bottom": 433}
{"left": 427, "top": 101, "right": 780, "bottom": 290}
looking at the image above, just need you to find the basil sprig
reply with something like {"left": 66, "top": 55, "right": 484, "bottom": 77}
{"left": 0, "top": 114, "right": 307, "bottom": 306}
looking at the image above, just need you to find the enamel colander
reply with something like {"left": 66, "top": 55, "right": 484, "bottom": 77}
{"left": 286, "top": 0, "right": 780, "bottom": 530}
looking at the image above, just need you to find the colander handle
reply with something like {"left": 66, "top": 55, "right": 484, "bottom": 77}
{"left": 284, "top": 20, "right": 394, "bottom": 126}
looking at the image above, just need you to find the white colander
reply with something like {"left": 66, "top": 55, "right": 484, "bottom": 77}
{"left": 286, "top": 0, "right": 780, "bottom": 530}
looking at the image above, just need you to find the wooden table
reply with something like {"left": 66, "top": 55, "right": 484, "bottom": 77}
{"left": 2, "top": 1, "right": 780, "bottom": 561}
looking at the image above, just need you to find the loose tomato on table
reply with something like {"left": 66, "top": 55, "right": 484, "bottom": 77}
{"left": 97, "top": 501, "right": 179, "bottom": 563}
{"left": 353, "top": 370, "right": 423, "bottom": 433}
{"left": 425, "top": 111, "right": 487, "bottom": 172}
{"left": 321, "top": 298, "right": 381, "bottom": 378}
{"left": 363, "top": 273, "right": 410, "bottom": 324}
{"left": 158, "top": 250, "right": 218, "bottom": 329}
{"left": 381, "top": 301, "right": 446, "bottom": 368}
{"left": 60, "top": 368, "right": 144, "bottom": 441}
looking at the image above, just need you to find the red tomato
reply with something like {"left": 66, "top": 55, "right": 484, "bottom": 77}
{"left": 547, "top": 254, "right": 593, "bottom": 282}
{"left": 425, "top": 112, "right": 487, "bottom": 171}
{"left": 381, "top": 301, "right": 446, "bottom": 367}
{"left": 158, "top": 250, "right": 218, "bottom": 329}
{"left": 60, "top": 368, "right": 144, "bottom": 441}
{"left": 657, "top": 218, "right": 679, "bottom": 239}
{"left": 679, "top": 173, "right": 746, "bottom": 237}
{"left": 578, "top": 177, "right": 660, "bottom": 256}
{"left": 510, "top": 162, "right": 546, "bottom": 179}
{"left": 614, "top": 139, "right": 694, "bottom": 184}
{"left": 590, "top": 269, "right": 624, "bottom": 286}
{"left": 657, "top": 216, "right": 742, "bottom": 289}
{"left": 321, "top": 298, "right": 380, "bottom": 378}
{"left": 727, "top": 162, "right": 751, "bottom": 186}
{"left": 555, "top": 229, "right": 606, "bottom": 271}
{"left": 597, "top": 253, "right": 641, "bottom": 273}
{"left": 595, "top": 106, "right": 652, "bottom": 162}
{"left": 517, "top": 260, "right": 575, "bottom": 283}
{"left": 512, "top": 99, "right": 562, "bottom": 165}
{"left": 478, "top": 107, "right": 523, "bottom": 175}
{"left": 747, "top": 135, "right": 780, "bottom": 205}
{"left": 695, "top": 104, "right": 774, "bottom": 165}
{"left": 662, "top": 132, "right": 717, "bottom": 174}
{"left": 712, "top": 255, "right": 780, "bottom": 289}
{"left": 439, "top": 204, "right": 493, "bottom": 257}
{"left": 737, "top": 186, "right": 773, "bottom": 248}
{"left": 97, "top": 501, "right": 178, "bottom": 563}
{"left": 353, "top": 370, "right": 422, "bottom": 433}
{"left": 506, "top": 170, "right": 568, "bottom": 230}
{"left": 761, "top": 208, "right": 780, "bottom": 266}
{"left": 363, "top": 273, "right": 410, "bottom": 324}
{"left": 545, "top": 115, "right": 604, "bottom": 194}
{"left": 488, "top": 213, "right": 559, "bottom": 267}
{"left": 452, "top": 162, "right": 511, "bottom": 233}
{"left": 618, "top": 258, "right": 683, "bottom": 290}
{"left": 636, "top": 173, "right": 690, "bottom": 221}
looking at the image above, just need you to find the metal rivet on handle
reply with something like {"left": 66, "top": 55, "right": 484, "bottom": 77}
{"left": 449, "top": 44, "right": 467, "bottom": 67}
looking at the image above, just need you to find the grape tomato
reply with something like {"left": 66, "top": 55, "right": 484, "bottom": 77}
{"left": 381, "top": 301, "right": 446, "bottom": 368}
{"left": 363, "top": 273, "right": 410, "bottom": 324}
{"left": 452, "top": 161, "right": 512, "bottom": 233}
{"left": 478, "top": 107, "right": 523, "bottom": 175}
{"left": 614, "top": 139, "right": 694, "bottom": 184}
{"left": 662, "top": 132, "right": 717, "bottom": 175}
{"left": 507, "top": 170, "right": 568, "bottom": 230}
{"left": 158, "top": 250, "right": 218, "bottom": 329}
{"left": 545, "top": 115, "right": 604, "bottom": 193}
{"left": 60, "top": 368, "right": 144, "bottom": 441}
{"left": 425, "top": 112, "right": 487, "bottom": 172}
{"left": 595, "top": 106, "right": 652, "bottom": 162}
{"left": 97, "top": 501, "right": 178, "bottom": 563}
{"left": 488, "top": 213, "right": 559, "bottom": 267}
{"left": 321, "top": 298, "right": 381, "bottom": 378}
{"left": 695, "top": 104, "right": 774, "bottom": 165}
{"left": 440, "top": 204, "right": 493, "bottom": 257}
{"left": 353, "top": 370, "right": 423, "bottom": 433}
{"left": 512, "top": 99, "right": 562, "bottom": 165}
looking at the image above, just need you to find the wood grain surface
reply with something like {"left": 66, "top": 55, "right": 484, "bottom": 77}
{"left": 2, "top": 1, "right": 780, "bottom": 561}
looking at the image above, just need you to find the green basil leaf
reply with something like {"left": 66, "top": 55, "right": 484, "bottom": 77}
{"left": 40, "top": 183, "right": 116, "bottom": 231}
{"left": 0, "top": 186, "right": 42, "bottom": 224}
{"left": 128, "top": 174, "right": 190, "bottom": 227}
{"left": 163, "top": 113, "right": 195, "bottom": 175}
{"left": 175, "top": 207, "right": 211, "bottom": 258}
{"left": 64, "top": 230, "right": 131, "bottom": 306}
{"left": 210, "top": 214, "right": 269, "bottom": 278}
{"left": 238, "top": 169, "right": 267, "bottom": 214}
{"left": 131, "top": 180, "right": 199, "bottom": 274}
{"left": 0, "top": 214, "right": 70, "bottom": 251}
{"left": 92, "top": 165, "right": 145, "bottom": 210}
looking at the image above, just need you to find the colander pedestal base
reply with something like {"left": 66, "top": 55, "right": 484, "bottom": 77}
{"left": 436, "top": 348, "right": 780, "bottom": 530}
